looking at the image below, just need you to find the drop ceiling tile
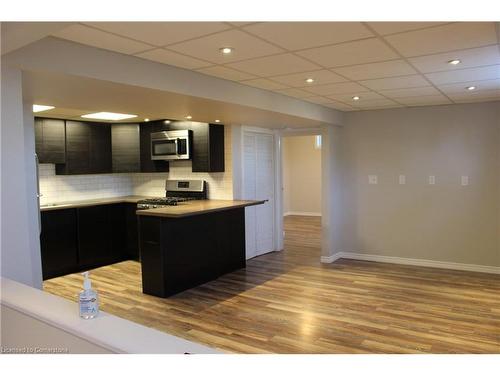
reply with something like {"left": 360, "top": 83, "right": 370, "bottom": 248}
{"left": 167, "top": 29, "right": 283, "bottom": 64}
{"left": 269, "top": 69, "right": 347, "bottom": 87}
{"left": 351, "top": 98, "right": 399, "bottom": 108}
{"left": 304, "top": 81, "right": 369, "bottom": 96}
{"left": 84, "top": 22, "right": 230, "bottom": 46}
{"left": 240, "top": 78, "right": 289, "bottom": 90}
{"left": 385, "top": 22, "right": 498, "bottom": 57}
{"left": 274, "top": 88, "right": 315, "bottom": 98}
{"left": 333, "top": 59, "right": 417, "bottom": 80}
{"left": 450, "top": 90, "right": 500, "bottom": 102}
{"left": 360, "top": 75, "right": 429, "bottom": 90}
{"left": 136, "top": 48, "right": 212, "bottom": 69}
{"left": 378, "top": 86, "right": 441, "bottom": 99}
{"left": 395, "top": 95, "right": 452, "bottom": 106}
{"left": 438, "top": 79, "right": 500, "bottom": 94}
{"left": 326, "top": 91, "right": 385, "bottom": 102}
{"left": 303, "top": 96, "right": 336, "bottom": 104}
{"left": 297, "top": 38, "right": 399, "bottom": 68}
{"left": 243, "top": 22, "right": 373, "bottom": 50}
{"left": 322, "top": 101, "right": 356, "bottom": 111}
{"left": 197, "top": 65, "right": 257, "bottom": 81}
{"left": 226, "top": 53, "right": 320, "bottom": 77}
{"left": 425, "top": 65, "right": 500, "bottom": 85}
{"left": 53, "top": 24, "right": 151, "bottom": 54}
{"left": 367, "top": 22, "right": 449, "bottom": 36}
{"left": 409, "top": 45, "right": 500, "bottom": 73}
{"left": 229, "top": 22, "right": 259, "bottom": 27}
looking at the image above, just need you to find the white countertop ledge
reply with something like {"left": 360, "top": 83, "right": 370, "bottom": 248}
{"left": 1, "top": 277, "right": 220, "bottom": 354}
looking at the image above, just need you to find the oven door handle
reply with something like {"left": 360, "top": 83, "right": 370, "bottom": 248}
{"left": 175, "top": 138, "right": 180, "bottom": 154}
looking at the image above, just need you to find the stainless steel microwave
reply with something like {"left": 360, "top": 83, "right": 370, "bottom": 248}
{"left": 151, "top": 130, "right": 192, "bottom": 160}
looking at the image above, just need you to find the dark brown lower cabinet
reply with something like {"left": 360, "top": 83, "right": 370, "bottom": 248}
{"left": 40, "top": 209, "right": 78, "bottom": 279}
{"left": 138, "top": 208, "right": 246, "bottom": 297}
{"left": 40, "top": 203, "right": 139, "bottom": 280}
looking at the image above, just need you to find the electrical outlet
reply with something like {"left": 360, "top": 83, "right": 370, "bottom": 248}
{"left": 461, "top": 176, "right": 469, "bottom": 186}
{"left": 399, "top": 175, "right": 406, "bottom": 185}
{"left": 368, "top": 175, "right": 378, "bottom": 185}
{"left": 428, "top": 175, "right": 436, "bottom": 185}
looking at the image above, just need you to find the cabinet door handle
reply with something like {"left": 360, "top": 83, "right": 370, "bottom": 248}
{"left": 144, "top": 240, "right": 159, "bottom": 246}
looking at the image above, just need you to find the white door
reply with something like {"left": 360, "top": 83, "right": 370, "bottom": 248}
{"left": 243, "top": 130, "right": 275, "bottom": 259}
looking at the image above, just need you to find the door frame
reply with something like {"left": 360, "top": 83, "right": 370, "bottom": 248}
{"left": 276, "top": 127, "right": 326, "bottom": 254}
{"left": 240, "top": 126, "right": 280, "bottom": 254}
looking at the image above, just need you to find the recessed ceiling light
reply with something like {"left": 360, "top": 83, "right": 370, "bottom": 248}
{"left": 144, "top": 118, "right": 150, "bottom": 122}
{"left": 466, "top": 86, "right": 476, "bottom": 91}
{"left": 448, "top": 59, "right": 461, "bottom": 65}
{"left": 33, "top": 104, "right": 55, "bottom": 113}
{"left": 352, "top": 96, "right": 360, "bottom": 101}
{"left": 220, "top": 47, "right": 233, "bottom": 54}
{"left": 164, "top": 120, "right": 171, "bottom": 124}
{"left": 305, "top": 78, "right": 314, "bottom": 83}
{"left": 215, "top": 119, "right": 221, "bottom": 123}
{"left": 185, "top": 115, "right": 192, "bottom": 120}
{"left": 81, "top": 112, "right": 137, "bottom": 121}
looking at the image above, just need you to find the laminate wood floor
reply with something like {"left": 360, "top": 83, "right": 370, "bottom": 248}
{"left": 44, "top": 215, "right": 500, "bottom": 353}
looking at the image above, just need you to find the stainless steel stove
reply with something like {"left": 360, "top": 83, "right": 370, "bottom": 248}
{"left": 137, "top": 180, "right": 207, "bottom": 210}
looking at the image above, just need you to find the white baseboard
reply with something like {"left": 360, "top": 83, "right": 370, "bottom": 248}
{"left": 284, "top": 211, "right": 321, "bottom": 217}
{"left": 320, "top": 253, "right": 342, "bottom": 263}
{"left": 331, "top": 251, "right": 500, "bottom": 274}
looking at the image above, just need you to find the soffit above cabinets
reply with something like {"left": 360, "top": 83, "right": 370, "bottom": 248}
{"left": 49, "top": 22, "right": 500, "bottom": 111}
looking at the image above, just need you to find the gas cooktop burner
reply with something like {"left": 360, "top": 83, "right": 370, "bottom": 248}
{"left": 137, "top": 180, "right": 207, "bottom": 209}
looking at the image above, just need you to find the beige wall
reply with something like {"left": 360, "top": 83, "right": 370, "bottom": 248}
{"left": 282, "top": 135, "right": 322, "bottom": 215}
{"left": 341, "top": 101, "right": 500, "bottom": 267}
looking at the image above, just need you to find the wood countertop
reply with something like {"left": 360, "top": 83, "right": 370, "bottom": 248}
{"left": 136, "top": 199, "right": 266, "bottom": 218}
{"left": 39, "top": 195, "right": 153, "bottom": 211}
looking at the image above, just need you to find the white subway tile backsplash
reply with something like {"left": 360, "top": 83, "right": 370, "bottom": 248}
{"left": 39, "top": 125, "right": 233, "bottom": 203}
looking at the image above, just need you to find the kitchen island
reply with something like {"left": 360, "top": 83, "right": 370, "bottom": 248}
{"left": 136, "top": 200, "right": 265, "bottom": 297}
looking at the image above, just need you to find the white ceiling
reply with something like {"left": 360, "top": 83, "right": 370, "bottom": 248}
{"left": 43, "top": 22, "right": 500, "bottom": 111}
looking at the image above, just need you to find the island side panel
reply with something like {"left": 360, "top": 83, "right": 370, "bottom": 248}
{"left": 138, "top": 207, "right": 246, "bottom": 298}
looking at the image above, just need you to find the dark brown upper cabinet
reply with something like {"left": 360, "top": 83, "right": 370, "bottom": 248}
{"left": 34, "top": 118, "right": 66, "bottom": 164}
{"left": 56, "top": 120, "right": 112, "bottom": 175}
{"left": 192, "top": 123, "right": 225, "bottom": 173}
{"left": 111, "top": 124, "right": 141, "bottom": 173}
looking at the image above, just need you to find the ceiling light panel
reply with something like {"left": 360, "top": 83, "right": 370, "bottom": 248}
{"left": 33, "top": 104, "right": 55, "bottom": 113}
{"left": 167, "top": 29, "right": 284, "bottom": 64}
{"left": 243, "top": 22, "right": 374, "bottom": 50}
{"left": 53, "top": 24, "right": 151, "bottom": 55}
{"left": 384, "top": 22, "right": 498, "bottom": 57}
{"left": 84, "top": 22, "right": 230, "bottom": 46}
{"left": 297, "top": 38, "right": 399, "bottom": 68}
{"left": 81, "top": 112, "right": 138, "bottom": 120}
{"left": 408, "top": 45, "right": 500, "bottom": 73}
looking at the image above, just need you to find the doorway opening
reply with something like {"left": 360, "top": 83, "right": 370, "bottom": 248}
{"left": 281, "top": 133, "right": 322, "bottom": 260}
